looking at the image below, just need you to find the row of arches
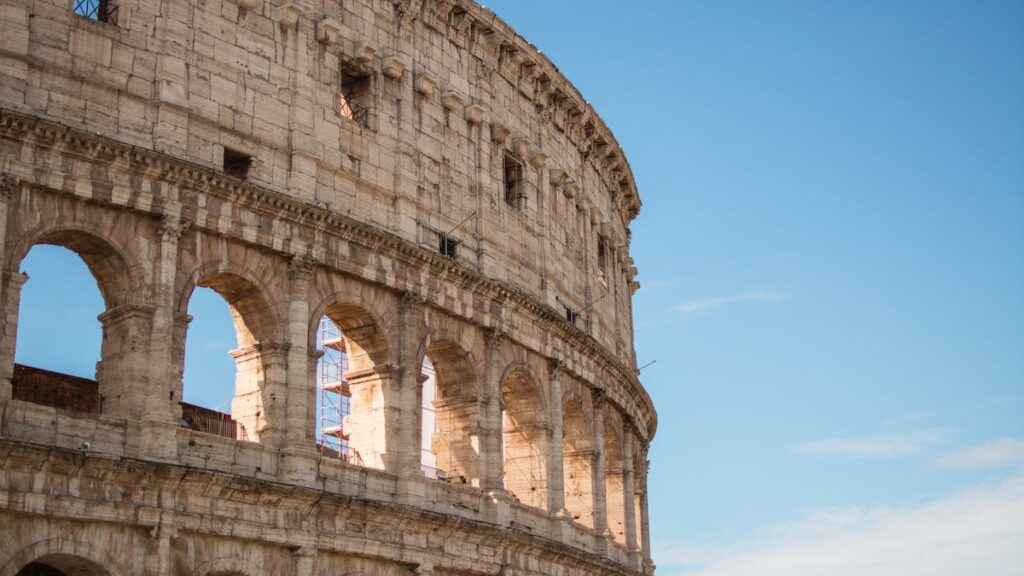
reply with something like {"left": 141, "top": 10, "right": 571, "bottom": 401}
{"left": 2, "top": 222, "right": 644, "bottom": 551}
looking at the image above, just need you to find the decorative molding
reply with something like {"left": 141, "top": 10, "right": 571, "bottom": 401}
{"left": 316, "top": 17, "right": 342, "bottom": 45}
{"left": 278, "top": 2, "right": 301, "bottom": 28}
{"left": 382, "top": 56, "right": 405, "bottom": 80}
{"left": 442, "top": 90, "right": 464, "bottom": 111}
{"left": 414, "top": 74, "right": 437, "bottom": 98}
{"left": 464, "top": 104, "right": 485, "bottom": 125}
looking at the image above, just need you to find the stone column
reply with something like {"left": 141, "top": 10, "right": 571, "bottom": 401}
{"left": 389, "top": 291, "right": 426, "bottom": 477}
{"left": 639, "top": 442, "right": 653, "bottom": 570}
{"left": 98, "top": 303, "right": 157, "bottom": 419}
{"left": 547, "top": 359, "right": 566, "bottom": 515}
{"left": 0, "top": 272, "right": 27, "bottom": 412}
{"left": 623, "top": 423, "right": 640, "bottom": 568}
{"left": 592, "top": 388, "right": 609, "bottom": 553}
{"left": 480, "top": 327, "right": 504, "bottom": 491}
{"left": 0, "top": 174, "right": 19, "bottom": 413}
{"left": 140, "top": 216, "right": 185, "bottom": 461}
{"left": 280, "top": 257, "right": 317, "bottom": 483}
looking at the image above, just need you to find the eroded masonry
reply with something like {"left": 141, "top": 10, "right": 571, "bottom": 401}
{"left": 0, "top": 0, "right": 656, "bottom": 575}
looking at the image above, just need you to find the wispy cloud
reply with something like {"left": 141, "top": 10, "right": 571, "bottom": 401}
{"left": 793, "top": 428, "right": 946, "bottom": 459}
{"left": 674, "top": 291, "right": 784, "bottom": 315}
{"left": 936, "top": 438, "right": 1024, "bottom": 470}
{"left": 659, "top": 474, "right": 1024, "bottom": 576}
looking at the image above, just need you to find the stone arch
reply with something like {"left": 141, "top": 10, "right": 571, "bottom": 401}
{"left": 8, "top": 225, "right": 144, "bottom": 308}
{"left": 561, "top": 378, "right": 596, "bottom": 528}
{"left": 177, "top": 260, "right": 282, "bottom": 347}
{"left": 500, "top": 359, "right": 550, "bottom": 510}
{"left": 175, "top": 258, "right": 285, "bottom": 444}
{"left": 4, "top": 223, "right": 150, "bottom": 418}
{"left": 0, "top": 539, "right": 127, "bottom": 576}
{"left": 418, "top": 311, "right": 485, "bottom": 484}
{"left": 307, "top": 275, "right": 398, "bottom": 470}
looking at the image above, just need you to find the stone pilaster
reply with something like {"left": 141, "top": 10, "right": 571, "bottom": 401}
{"left": 280, "top": 256, "right": 317, "bottom": 484}
{"left": 547, "top": 358, "right": 566, "bottom": 515}
{"left": 0, "top": 174, "right": 19, "bottom": 413}
{"left": 0, "top": 272, "right": 27, "bottom": 412}
{"left": 591, "top": 387, "right": 609, "bottom": 554}
{"left": 480, "top": 326, "right": 504, "bottom": 491}
{"left": 623, "top": 423, "right": 640, "bottom": 568}
{"left": 639, "top": 442, "right": 653, "bottom": 571}
{"left": 282, "top": 1, "right": 319, "bottom": 203}
{"left": 391, "top": 291, "right": 426, "bottom": 477}
{"left": 140, "top": 215, "right": 185, "bottom": 461}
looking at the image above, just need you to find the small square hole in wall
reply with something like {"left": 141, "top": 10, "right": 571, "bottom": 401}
{"left": 223, "top": 148, "right": 252, "bottom": 180}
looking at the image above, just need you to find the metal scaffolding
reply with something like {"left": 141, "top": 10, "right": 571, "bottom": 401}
{"left": 317, "top": 316, "right": 351, "bottom": 459}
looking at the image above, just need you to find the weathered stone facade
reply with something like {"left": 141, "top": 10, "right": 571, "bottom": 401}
{"left": 0, "top": 0, "right": 655, "bottom": 574}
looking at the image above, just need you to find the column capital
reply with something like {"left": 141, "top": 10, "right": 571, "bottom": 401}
{"left": 399, "top": 289, "right": 427, "bottom": 311}
{"left": 592, "top": 386, "right": 607, "bottom": 410}
{"left": 98, "top": 303, "right": 157, "bottom": 328}
{"left": 547, "top": 357, "right": 563, "bottom": 378}
{"left": 0, "top": 173, "right": 21, "bottom": 202}
{"left": 483, "top": 326, "right": 504, "bottom": 350}
{"left": 289, "top": 254, "right": 316, "bottom": 281}
{"left": 158, "top": 215, "right": 189, "bottom": 242}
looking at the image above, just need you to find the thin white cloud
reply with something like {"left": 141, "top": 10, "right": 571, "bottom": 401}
{"left": 793, "top": 428, "right": 945, "bottom": 458}
{"left": 674, "top": 291, "right": 783, "bottom": 315}
{"left": 936, "top": 438, "right": 1024, "bottom": 470}
{"left": 659, "top": 474, "right": 1024, "bottom": 576}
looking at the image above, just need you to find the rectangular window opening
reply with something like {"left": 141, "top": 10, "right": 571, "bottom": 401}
{"left": 223, "top": 148, "right": 253, "bottom": 180}
{"left": 73, "top": 0, "right": 117, "bottom": 23}
{"left": 597, "top": 235, "right": 609, "bottom": 274}
{"left": 438, "top": 233, "right": 459, "bottom": 259}
{"left": 565, "top": 305, "right": 579, "bottom": 326}
{"left": 339, "top": 69, "right": 372, "bottom": 128}
{"left": 503, "top": 154, "right": 524, "bottom": 210}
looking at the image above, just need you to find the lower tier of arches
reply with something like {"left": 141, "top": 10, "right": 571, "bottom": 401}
{"left": 0, "top": 439, "right": 654, "bottom": 576}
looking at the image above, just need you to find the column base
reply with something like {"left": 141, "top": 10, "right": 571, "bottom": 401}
{"left": 278, "top": 445, "right": 318, "bottom": 485}
{"left": 485, "top": 489, "right": 513, "bottom": 527}
{"left": 138, "top": 418, "right": 179, "bottom": 462}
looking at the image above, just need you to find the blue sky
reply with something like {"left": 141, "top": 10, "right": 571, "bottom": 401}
{"left": 13, "top": 1, "right": 1024, "bottom": 574}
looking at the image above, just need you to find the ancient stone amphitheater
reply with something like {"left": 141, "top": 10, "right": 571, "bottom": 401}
{"left": 0, "top": 0, "right": 656, "bottom": 575}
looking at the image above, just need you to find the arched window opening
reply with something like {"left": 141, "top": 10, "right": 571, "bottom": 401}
{"left": 561, "top": 381, "right": 596, "bottom": 528}
{"left": 178, "top": 272, "right": 279, "bottom": 444}
{"left": 13, "top": 246, "right": 103, "bottom": 413}
{"left": 180, "top": 287, "right": 238, "bottom": 439}
{"left": 423, "top": 338, "right": 480, "bottom": 485}
{"left": 312, "top": 303, "right": 389, "bottom": 470}
{"left": 10, "top": 237, "right": 133, "bottom": 417}
{"left": 501, "top": 368, "right": 549, "bottom": 510}
{"left": 317, "top": 316, "right": 352, "bottom": 460}
{"left": 420, "top": 355, "right": 439, "bottom": 477}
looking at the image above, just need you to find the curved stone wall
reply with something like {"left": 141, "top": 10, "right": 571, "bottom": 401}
{"left": 0, "top": 1, "right": 656, "bottom": 575}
